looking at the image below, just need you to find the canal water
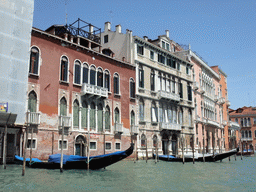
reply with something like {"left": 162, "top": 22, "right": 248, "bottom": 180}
{"left": 0, "top": 155, "right": 255, "bottom": 192}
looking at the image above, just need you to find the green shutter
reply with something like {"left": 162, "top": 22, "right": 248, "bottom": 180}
{"left": 98, "top": 109, "right": 103, "bottom": 132}
{"left": 81, "top": 107, "right": 87, "bottom": 128}
{"left": 105, "top": 110, "right": 110, "bottom": 131}
{"left": 90, "top": 109, "right": 95, "bottom": 130}
{"left": 60, "top": 98, "right": 67, "bottom": 116}
{"left": 28, "top": 92, "right": 36, "bottom": 112}
{"left": 73, "top": 101, "right": 79, "bottom": 127}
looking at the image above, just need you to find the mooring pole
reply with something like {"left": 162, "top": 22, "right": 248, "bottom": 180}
{"left": 60, "top": 119, "right": 64, "bottom": 173}
{"left": 3, "top": 124, "right": 7, "bottom": 169}
{"left": 241, "top": 140, "right": 243, "bottom": 160}
{"left": 192, "top": 136, "right": 195, "bottom": 164}
{"left": 182, "top": 137, "right": 184, "bottom": 164}
{"left": 87, "top": 129, "right": 90, "bottom": 170}
{"left": 134, "top": 139, "right": 137, "bottom": 163}
{"left": 29, "top": 127, "right": 34, "bottom": 167}
{"left": 203, "top": 136, "right": 205, "bottom": 162}
{"left": 145, "top": 138, "right": 148, "bottom": 163}
{"left": 155, "top": 141, "right": 157, "bottom": 164}
{"left": 22, "top": 127, "right": 28, "bottom": 176}
{"left": 167, "top": 139, "right": 169, "bottom": 161}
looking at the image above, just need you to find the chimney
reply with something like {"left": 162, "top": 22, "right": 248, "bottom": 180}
{"left": 165, "top": 30, "right": 169, "bottom": 38}
{"left": 143, "top": 36, "right": 148, "bottom": 41}
{"left": 89, "top": 24, "right": 94, "bottom": 34}
{"left": 104, "top": 22, "right": 111, "bottom": 32}
{"left": 115, "top": 24, "right": 121, "bottom": 33}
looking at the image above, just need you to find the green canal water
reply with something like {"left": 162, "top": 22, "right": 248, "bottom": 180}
{"left": 0, "top": 156, "right": 255, "bottom": 192}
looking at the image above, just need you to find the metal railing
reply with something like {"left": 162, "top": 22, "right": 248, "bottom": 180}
{"left": 159, "top": 122, "right": 181, "bottom": 131}
{"left": 26, "top": 112, "right": 40, "bottom": 125}
{"left": 81, "top": 83, "right": 108, "bottom": 98}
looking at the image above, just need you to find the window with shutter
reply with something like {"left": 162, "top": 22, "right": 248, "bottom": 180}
{"left": 60, "top": 97, "right": 67, "bottom": 116}
{"left": 73, "top": 100, "right": 79, "bottom": 127}
{"left": 90, "top": 103, "right": 95, "bottom": 130}
{"left": 104, "top": 71, "right": 110, "bottom": 91}
{"left": 74, "top": 61, "right": 81, "bottom": 84}
{"left": 28, "top": 91, "right": 37, "bottom": 112}
{"left": 29, "top": 47, "right": 39, "bottom": 75}
{"left": 60, "top": 56, "right": 68, "bottom": 82}
{"left": 98, "top": 104, "right": 103, "bottom": 132}
{"left": 82, "top": 65, "right": 89, "bottom": 83}
{"left": 113, "top": 73, "right": 119, "bottom": 94}
{"left": 81, "top": 101, "right": 87, "bottom": 128}
{"left": 105, "top": 106, "right": 110, "bottom": 131}
{"left": 90, "top": 67, "right": 96, "bottom": 85}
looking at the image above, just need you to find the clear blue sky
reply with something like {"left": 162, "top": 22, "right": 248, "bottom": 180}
{"left": 33, "top": 0, "right": 256, "bottom": 109}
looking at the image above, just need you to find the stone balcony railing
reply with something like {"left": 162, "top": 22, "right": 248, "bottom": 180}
{"left": 58, "top": 116, "right": 72, "bottom": 127}
{"left": 114, "top": 123, "right": 123, "bottom": 134}
{"left": 26, "top": 112, "right": 40, "bottom": 125}
{"left": 159, "top": 122, "right": 181, "bottom": 131}
{"left": 158, "top": 90, "right": 180, "bottom": 102}
{"left": 81, "top": 83, "right": 108, "bottom": 98}
{"left": 219, "top": 97, "right": 225, "bottom": 104}
{"left": 241, "top": 137, "right": 253, "bottom": 141}
{"left": 193, "top": 81, "right": 199, "bottom": 90}
{"left": 229, "top": 121, "right": 240, "bottom": 130}
{"left": 130, "top": 124, "right": 139, "bottom": 135}
{"left": 226, "top": 100, "right": 231, "bottom": 106}
{"left": 203, "top": 118, "right": 220, "bottom": 128}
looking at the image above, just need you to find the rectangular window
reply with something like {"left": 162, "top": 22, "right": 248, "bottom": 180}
{"left": 158, "top": 54, "right": 165, "bottom": 64}
{"left": 167, "top": 58, "right": 171, "bottom": 67}
{"left": 139, "top": 68, "right": 144, "bottom": 88}
{"left": 104, "top": 35, "right": 108, "bottom": 43}
{"left": 74, "top": 64, "right": 81, "bottom": 84}
{"left": 137, "top": 44, "right": 144, "bottom": 55}
{"left": 90, "top": 141, "right": 97, "bottom": 150}
{"left": 162, "top": 41, "right": 166, "bottom": 49}
{"left": 166, "top": 43, "right": 170, "bottom": 51}
{"left": 97, "top": 72, "right": 103, "bottom": 87}
{"left": 27, "top": 139, "right": 36, "bottom": 149}
{"left": 105, "top": 142, "right": 111, "bottom": 150}
{"left": 150, "top": 73, "right": 155, "bottom": 91}
{"left": 188, "top": 85, "right": 192, "bottom": 101}
{"left": 179, "top": 83, "right": 183, "bottom": 98}
{"left": 186, "top": 66, "right": 190, "bottom": 75}
{"left": 83, "top": 67, "right": 88, "bottom": 83}
{"left": 150, "top": 51, "right": 154, "bottom": 60}
{"left": 254, "top": 118, "right": 256, "bottom": 125}
{"left": 171, "top": 60, "right": 176, "bottom": 69}
{"left": 61, "top": 60, "right": 68, "bottom": 82}
{"left": 177, "top": 63, "right": 180, "bottom": 71}
{"left": 115, "top": 143, "right": 121, "bottom": 150}
{"left": 105, "top": 73, "right": 110, "bottom": 91}
{"left": 58, "top": 140, "right": 67, "bottom": 150}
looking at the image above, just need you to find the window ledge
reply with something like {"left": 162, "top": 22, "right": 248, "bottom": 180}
{"left": 29, "top": 73, "right": 39, "bottom": 78}
{"left": 138, "top": 87, "right": 145, "bottom": 93}
{"left": 151, "top": 122, "right": 158, "bottom": 125}
{"left": 114, "top": 93, "right": 121, "bottom": 97}
{"left": 139, "top": 120, "right": 146, "bottom": 125}
{"left": 59, "top": 80, "right": 69, "bottom": 85}
{"left": 73, "top": 83, "right": 82, "bottom": 87}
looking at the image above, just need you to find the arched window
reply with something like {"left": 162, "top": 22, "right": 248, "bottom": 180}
{"left": 29, "top": 47, "right": 39, "bottom": 75}
{"left": 97, "top": 68, "right": 103, "bottom": 87}
{"left": 113, "top": 73, "right": 120, "bottom": 94}
{"left": 249, "top": 130, "right": 252, "bottom": 138}
{"left": 90, "top": 102, "right": 96, "bottom": 130}
{"left": 245, "top": 130, "right": 248, "bottom": 138}
{"left": 104, "top": 70, "right": 110, "bottom": 91}
{"left": 150, "top": 70, "right": 155, "bottom": 91}
{"left": 81, "top": 101, "right": 88, "bottom": 128}
{"left": 114, "top": 108, "right": 120, "bottom": 123}
{"left": 82, "top": 63, "right": 89, "bottom": 83}
{"left": 241, "top": 131, "right": 244, "bottom": 138}
{"left": 28, "top": 91, "right": 37, "bottom": 112}
{"left": 153, "top": 135, "right": 158, "bottom": 147}
{"left": 74, "top": 60, "right": 81, "bottom": 84}
{"left": 151, "top": 101, "right": 158, "bottom": 122}
{"left": 130, "top": 78, "right": 135, "bottom": 98}
{"left": 60, "top": 56, "right": 68, "bottom": 82}
{"left": 60, "top": 97, "right": 67, "bottom": 116}
{"left": 90, "top": 66, "right": 96, "bottom": 85}
{"left": 105, "top": 106, "right": 111, "bottom": 131}
{"left": 97, "top": 103, "right": 103, "bottom": 132}
{"left": 254, "top": 130, "right": 256, "bottom": 138}
{"left": 139, "top": 98, "right": 144, "bottom": 121}
{"left": 141, "top": 134, "right": 146, "bottom": 148}
{"left": 73, "top": 100, "right": 79, "bottom": 127}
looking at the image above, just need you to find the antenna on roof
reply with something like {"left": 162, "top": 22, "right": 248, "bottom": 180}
{"left": 65, "top": 0, "right": 68, "bottom": 25}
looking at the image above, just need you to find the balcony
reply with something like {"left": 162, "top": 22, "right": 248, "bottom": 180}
{"left": 193, "top": 81, "right": 199, "bottom": 90}
{"left": 222, "top": 120, "right": 227, "bottom": 126}
{"left": 214, "top": 95, "right": 218, "bottom": 102}
{"left": 229, "top": 121, "right": 240, "bottom": 130}
{"left": 226, "top": 100, "right": 231, "bottom": 106}
{"left": 130, "top": 124, "right": 139, "bottom": 135}
{"left": 241, "top": 137, "right": 253, "bottom": 141}
{"left": 203, "top": 118, "right": 220, "bottom": 128}
{"left": 81, "top": 83, "right": 108, "bottom": 98}
{"left": 158, "top": 90, "right": 180, "bottom": 102}
{"left": 26, "top": 112, "right": 40, "bottom": 125}
{"left": 219, "top": 97, "right": 225, "bottom": 104}
{"left": 58, "top": 116, "right": 72, "bottom": 127}
{"left": 159, "top": 122, "right": 181, "bottom": 131}
{"left": 200, "top": 87, "right": 205, "bottom": 94}
{"left": 114, "top": 123, "right": 123, "bottom": 134}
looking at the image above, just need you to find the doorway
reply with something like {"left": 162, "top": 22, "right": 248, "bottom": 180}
{"left": 75, "top": 135, "right": 87, "bottom": 156}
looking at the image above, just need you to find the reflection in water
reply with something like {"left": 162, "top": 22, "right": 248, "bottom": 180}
{"left": 0, "top": 156, "right": 255, "bottom": 192}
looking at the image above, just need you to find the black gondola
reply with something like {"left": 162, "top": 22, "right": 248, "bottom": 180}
{"left": 154, "top": 148, "right": 238, "bottom": 162}
{"left": 15, "top": 143, "right": 134, "bottom": 170}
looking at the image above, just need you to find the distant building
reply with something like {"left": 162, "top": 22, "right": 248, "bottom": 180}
{"left": 26, "top": 19, "right": 136, "bottom": 159}
{"left": 229, "top": 106, "right": 256, "bottom": 152}
{"left": 0, "top": 0, "right": 34, "bottom": 162}
{"left": 100, "top": 23, "right": 194, "bottom": 158}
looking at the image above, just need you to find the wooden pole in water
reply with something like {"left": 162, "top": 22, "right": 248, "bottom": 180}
{"left": 29, "top": 127, "right": 34, "bottom": 166}
{"left": 203, "top": 136, "right": 205, "bottom": 162}
{"left": 3, "top": 125, "right": 7, "bottom": 169}
{"left": 60, "top": 119, "right": 64, "bottom": 173}
{"left": 155, "top": 140, "right": 157, "bottom": 164}
{"left": 145, "top": 138, "right": 148, "bottom": 163}
{"left": 241, "top": 140, "right": 243, "bottom": 160}
{"left": 182, "top": 137, "right": 184, "bottom": 164}
{"left": 134, "top": 139, "right": 137, "bottom": 163}
{"left": 87, "top": 128, "right": 90, "bottom": 170}
{"left": 167, "top": 139, "right": 169, "bottom": 161}
{"left": 192, "top": 135, "right": 195, "bottom": 164}
{"left": 22, "top": 127, "right": 28, "bottom": 176}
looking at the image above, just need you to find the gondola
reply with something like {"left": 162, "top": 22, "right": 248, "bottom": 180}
{"left": 15, "top": 143, "right": 134, "bottom": 170}
{"left": 153, "top": 148, "right": 238, "bottom": 162}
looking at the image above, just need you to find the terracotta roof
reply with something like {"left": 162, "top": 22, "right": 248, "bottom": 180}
{"left": 229, "top": 106, "right": 256, "bottom": 116}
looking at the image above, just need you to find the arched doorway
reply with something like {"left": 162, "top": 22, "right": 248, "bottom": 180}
{"left": 75, "top": 135, "right": 87, "bottom": 156}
